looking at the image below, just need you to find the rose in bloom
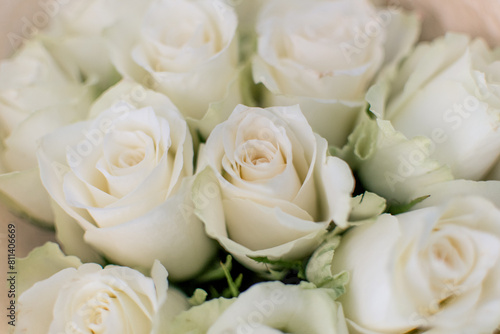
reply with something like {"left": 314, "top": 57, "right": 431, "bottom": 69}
{"left": 252, "top": 0, "right": 419, "bottom": 147}
{"left": 328, "top": 196, "right": 500, "bottom": 333}
{"left": 343, "top": 33, "right": 500, "bottom": 202}
{"left": 37, "top": 79, "right": 215, "bottom": 280}
{"left": 14, "top": 243, "right": 188, "bottom": 334}
{"left": 40, "top": 0, "right": 150, "bottom": 90}
{"left": 169, "top": 281, "right": 349, "bottom": 334}
{"left": 0, "top": 40, "right": 93, "bottom": 226}
{"left": 194, "top": 104, "right": 354, "bottom": 270}
{"left": 107, "top": 0, "right": 241, "bottom": 138}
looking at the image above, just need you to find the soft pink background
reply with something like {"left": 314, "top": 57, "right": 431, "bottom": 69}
{"left": 0, "top": 0, "right": 499, "bottom": 328}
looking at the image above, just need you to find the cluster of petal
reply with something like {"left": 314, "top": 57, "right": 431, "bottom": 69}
{"left": 14, "top": 243, "right": 187, "bottom": 334}
{"left": 329, "top": 196, "right": 500, "bottom": 333}
{"left": 169, "top": 281, "right": 349, "bottom": 334}
{"left": 195, "top": 104, "right": 354, "bottom": 270}
{"left": 37, "top": 80, "right": 215, "bottom": 280}
{"left": 253, "top": 0, "right": 419, "bottom": 146}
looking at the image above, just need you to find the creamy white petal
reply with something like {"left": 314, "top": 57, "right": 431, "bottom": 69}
{"left": 0, "top": 168, "right": 54, "bottom": 225}
{"left": 16, "top": 242, "right": 82, "bottom": 296}
{"left": 84, "top": 177, "right": 216, "bottom": 281}
{"left": 223, "top": 197, "right": 319, "bottom": 251}
{"left": 52, "top": 200, "right": 105, "bottom": 264}
{"left": 16, "top": 267, "right": 79, "bottom": 334}
{"left": 207, "top": 282, "right": 349, "bottom": 334}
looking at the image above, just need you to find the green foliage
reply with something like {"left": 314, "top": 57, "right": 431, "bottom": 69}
{"left": 248, "top": 256, "right": 307, "bottom": 280}
{"left": 386, "top": 195, "right": 430, "bottom": 215}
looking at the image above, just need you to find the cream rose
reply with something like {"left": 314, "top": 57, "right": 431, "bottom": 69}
{"left": 343, "top": 33, "right": 500, "bottom": 202}
{"left": 14, "top": 243, "right": 188, "bottom": 334}
{"left": 329, "top": 196, "right": 500, "bottom": 333}
{"left": 37, "top": 79, "right": 215, "bottom": 280}
{"left": 107, "top": 0, "right": 241, "bottom": 138}
{"left": 194, "top": 104, "right": 354, "bottom": 270}
{"left": 169, "top": 282, "right": 349, "bottom": 334}
{"left": 252, "top": 0, "right": 419, "bottom": 147}
{"left": 0, "top": 40, "right": 93, "bottom": 226}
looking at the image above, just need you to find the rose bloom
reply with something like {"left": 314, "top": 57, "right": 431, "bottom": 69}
{"left": 329, "top": 196, "right": 500, "bottom": 333}
{"left": 0, "top": 40, "right": 93, "bottom": 226}
{"left": 107, "top": 0, "right": 241, "bottom": 138}
{"left": 168, "top": 281, "right": 349, "bottom": 334}
{"left": 345, "top": 33, "right": 500, "bottom": 202}
{"left": 37, "top": 79, "right": 215, "bottom": 280}
{"left": 252, "top": 0, "right": 419, "bottom": 147}
{"left": 14, "top": 243, "right": 187, "bottom": 334}
{"left": 195, "top": 104, "right": 354, "bottom": 270}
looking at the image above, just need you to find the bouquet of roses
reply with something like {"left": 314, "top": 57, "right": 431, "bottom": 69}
{"left": 3, "top": 0, "right": 500, "bottom": 333}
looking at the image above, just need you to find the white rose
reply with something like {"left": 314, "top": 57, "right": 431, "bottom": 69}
{"left": 14, "top": 242, "right": 188, "bottom": 334}
{"left": 170, "top": 282, "right": 349, "bottom": 334}
{"left": 37, "top": 79, "right": 215, "bottom": 280}
{"left": 343, "top": 33, "right": 500, "bottom": 202}
{"left": 194, "top": 104, "right": 354, "bottom": 270}
{"left": 107, "top": 0, "right": 241, "bottom": 138}
{"left": 330, "top": 196, "right": 500, "bottom": 333}
{"left": 252, "top": 0, "right": 420, "bottom": 147}
{"left": 40, "top": 0, "right": 150, "bottom": 90}
{"left": 0, "top": 40, "right": 93, "bottom": 226}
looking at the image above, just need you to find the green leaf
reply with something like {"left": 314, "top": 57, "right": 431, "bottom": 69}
{"left": 248, "top": 256, "right": 306, "bottom": 280}
{"left": 220, "top": 255, "right": 241, "bottom": 298}
{"left": 196, "top": 254, "right": 233, "bottom": 283}
{"left": 208, "top": 286, "right": 220, "bottom": 299}
{"left": 386, "top": 195, "right": 431, "bottom": 215}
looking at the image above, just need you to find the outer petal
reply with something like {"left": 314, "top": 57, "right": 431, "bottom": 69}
{"left": 314, "top": 135, "right": 354, "bottom": 228}
{"left": 151, "top": 260, "right": 189, "bottom": 333}
{"left": 193, "top": 167, "right": 328, "bottom": 271}
{"left": 378, "top": 9, "right": 420, "bottom": 69}
{"left": 207, "top": 282, "right": 349, "bottom": 334}
{"left": 167, "top": 297, "right": 236, "bottom": 334}
{"left": 349, "top": 192, "right": 387, "bottom": 222}
{"left": 253, "top": 56, "right": 364, "bottom": 148}
{"left": 107, "top": 0, "right": 240, "bottom": 122}
{"left": 223, "top": 197, "right": 322, "bottom": 251}
{"left": 52, "top": 200, "right": 105, "bottom": 265}
{"left": 3, "top": 103, "right": 90, "bottom": 171}
{"left": 384, "top": 34, "right": 471, "bottom": 120}
{"left": 332, "top": 215, "right": 415, "bottom": 332}
{"left": 16, "top": 242, "right": 81, "bottom": 297}
{"left": 411, "top": 179, "right": 500, "bottom": 210}
{"left": 388, "top": 54, "right": 500, "bottom": 180}
{"left": 37, "top": 120, "right": 98, "bottom": 231}
{"left": 15, "top": 267, "right": 79, "bottom": 334}
{"left": 140, "top": 34, "right": 239, "bottom": 120}
{"left": 0, "top": 168, "right": 54, "bottom": 226}
{"left": 350, "top": 117, "right": 453, "bottom": 202}
{"left": 186, "top": 67, "right": 243, "bottom": 140}
{"left": 271, "top": 94, "right": 363, "bottom": 148}
{"left": 41, "top": 0, "right": 151, "bottom": 89}
{"left": 84, "top": 177, "right": 216, "bottom": 281}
